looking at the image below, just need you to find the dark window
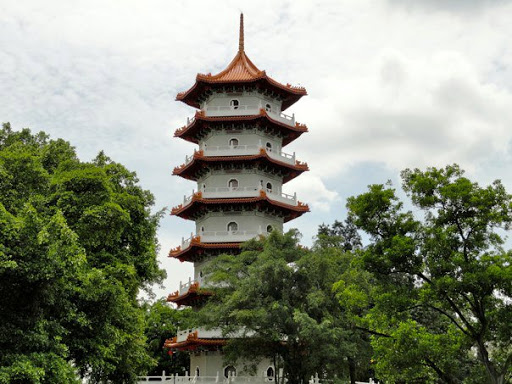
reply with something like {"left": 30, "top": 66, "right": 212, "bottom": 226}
{"left": 230, "top": 100, "right": 239, "bottom": 109}
{"left": 266, "top": 367, "right": 275, "bottom": 380}
{"left": 229, "top": 138, "right": 239, "bottom": 146}
{"left": 224, "top": 366, "right": 236, "bottom": 378}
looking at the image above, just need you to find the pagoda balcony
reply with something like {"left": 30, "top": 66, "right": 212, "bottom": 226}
{"left": 179, "top": 187, "right": 298, "bottom": 207}
{"left": 182, "top": 145, "right": 297, "bottom": 167}
{"left": 174, "top": 275, "right": 207, "bottom": 297}
{"left": 204, "top": 104, "right": 296, "bottom": 126}
{"left": 176, "top": 228, "right": 264, "bottom": 251}
{"left": 175, "top": 327, "right": 224, "bottom": 343}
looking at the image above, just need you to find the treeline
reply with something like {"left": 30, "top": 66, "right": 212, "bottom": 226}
{"left": 189, "top": 165, "right": 512, "bottom": 384}
{"left": 1, "top": 124, "right": 510, "bottom": 384}
{"left": 0, "top": 123, "right": 165, "bottom": 383}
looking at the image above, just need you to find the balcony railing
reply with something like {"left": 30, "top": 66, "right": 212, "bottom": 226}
{"left": 178, "top": 187, "right": 298, "bottom": 207}
{"left": 176, "top": 327, "right": 224, "bottom": 342}
{"left": 176, "top": 227, "right": 265, "bottom": 251}
{"left": 176, "top": 275, "right": 206, "bottom": 296}
{"left": 201, "top": 229, "right": 263, "bottom": 243}
{"left": 204, "top": 104, "right": 295, "bottom": 126}
{"left": 182, "top": 145, "right": 296, "bottom": 167}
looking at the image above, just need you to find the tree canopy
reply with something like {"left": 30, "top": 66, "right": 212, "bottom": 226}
{"left": 199, "top": 230, "right": 371, "bottom": 384}
{"left": 0, "top": 123, "right": 165, "bottom": 383}
{"left": 342, "top": 164, "right": 512, "bottom": 384}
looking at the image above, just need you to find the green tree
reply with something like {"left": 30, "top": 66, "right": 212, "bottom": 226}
{"left": 0, "top": 123, "right": 165, "bottom": 383}
{"left": 143, "top": 299, "right": 192, "bottom": 376}
{"left": 199, "top": 230, "right": 371, "bottom": 384}
{"left": 345, "top": 165, "right": 512, "bottom": 384}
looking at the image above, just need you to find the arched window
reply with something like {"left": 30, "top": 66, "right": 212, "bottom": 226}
{"left": 266, "top": 367, "right": 275, "bottom": 381}
{"left": 228, "top": 179, "right": 239, "bottom": 189}
{"left": 266, "top": 225, "right": 273, "bottom": 233}
{"left": 230, "top": 99, "right": 239, "bottom": 110}
{"left": 195, "top": 367, "right": 200, "bottom": 377}
{"left": 265, "top": 103, "right": 272, "bottom": 112}
{"left": 266, "top": 142, "right": 272, "bottom": 152}
{"left": 224, "top": 366, "right": 236, "bottom": 379}
{"left": 266, "top": 182, "right": 273, "bottom": 192}
{"left": 227, "top": 222, "right": 238, "bottom": 232}
{"left": 229, "top": 138, "right": 239, "bottom": 147}
{"left": 200, "top": 226, "right": 205, "bottom": 233}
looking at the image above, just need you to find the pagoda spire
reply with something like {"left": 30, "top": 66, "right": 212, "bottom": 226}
{"left": 239, "top": 13, "right": 244, "bottom": 52}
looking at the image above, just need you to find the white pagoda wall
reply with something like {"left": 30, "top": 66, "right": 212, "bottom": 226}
{"left": 196, "top": 212, "right": 283, "bottom": 233}
{"left": 198, "top": 171, "right": 283, "bottom": 193}
{"left": 201, "top": 92, "right": 282, "bottom": 113}
{"left": 190, "top": 350, "right": 274, "bottom": 379}
{"left": 202, "top": 132, "right": 283, "bottom": 153}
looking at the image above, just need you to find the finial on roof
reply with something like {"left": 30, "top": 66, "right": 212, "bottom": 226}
{"left": 239, "top": 13, "right": 244, "bottom": 52}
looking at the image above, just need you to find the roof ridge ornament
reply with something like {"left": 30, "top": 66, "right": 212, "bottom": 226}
{"left": 239, "top": 13, "right": 244, "bottom": 52}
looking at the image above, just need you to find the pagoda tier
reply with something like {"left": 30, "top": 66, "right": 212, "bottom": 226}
{"left": 167, "top": 280, "right": 213, "bottom": 307}
{"left": 173, "top": 149, "right": 308, "bottom": 184}
{"left": 176, "top": 52, "right": 306, "bottom": 111}
{"left": 174, "top": 110, "right": 308, "bottom": 146}
{"left": 165, "top": 330, "right": 226, "bottom": 351}
{"left": 169, "top": 238, "right": 242, "bottom": 263}
{"left": 171, "top": 190, "right": 309, "bottom": 222}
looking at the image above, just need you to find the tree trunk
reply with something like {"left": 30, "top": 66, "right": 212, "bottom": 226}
{"left": 348, "top": 356, "right": 356, "bottom": 384}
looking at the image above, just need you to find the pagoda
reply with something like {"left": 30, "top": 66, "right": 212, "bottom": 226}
{"left": 165, "top": 15, "right": 309, "bottom": 378}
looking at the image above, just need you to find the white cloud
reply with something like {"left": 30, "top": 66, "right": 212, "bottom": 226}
{"left": 2, "top": 0, "right": 512, "bottom": 296}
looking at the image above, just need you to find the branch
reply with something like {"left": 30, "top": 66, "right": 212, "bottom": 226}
{"left": 354, "top": 326, "right": 392, "bottom": 338}
{"left": 426, "top": 304, "right": 470, "bottom": 337}
{"left": 424, "top": 357, "right": 457, "bottom": 384}
{"left": 444, "top": 296, "right": 477, "bottom": 336}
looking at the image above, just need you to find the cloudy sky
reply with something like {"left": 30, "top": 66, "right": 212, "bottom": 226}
{"left": 2, "top": 0, "right": 512, "bottom": 299}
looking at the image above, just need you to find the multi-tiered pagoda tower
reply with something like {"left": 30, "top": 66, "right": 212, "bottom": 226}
{"left": 165, "top": 15, "right": 309, "bottom": 377}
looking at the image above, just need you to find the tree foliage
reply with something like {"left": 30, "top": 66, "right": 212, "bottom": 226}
{"left": 344, "top": 165, "right": 512, "bottom": 384}
{"left": 0, "top": 123, "right": 165, "bottom": 383}
{"left": 199, "top": 230, "right": 371, "bottom": 384}
{"left": 143, "top": 299, "right": 192, "bottom": 376}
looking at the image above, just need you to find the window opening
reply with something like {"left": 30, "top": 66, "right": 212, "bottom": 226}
{"left": 227, "top": 222, "right": 238, "bottom": 232}
{"left": 266, "top": 182, "right": 273, "bottom": 192}
{"left": 267, "top": 225, "right": 273, "bottom": 233}
{"left": 195, "top": 367, "right": 200, "bottom": 377}
{"left": 228, "top": 179, "right": 239, "bottom": 189}
{"left": 265, "top": 103, "right": 272, "bottom": 112}
{"left": 224, "top": 366, "right": 236, "bottom": 379}
{"left": 229, "top": 138, "right": 239, "bottom": 147}
{"left": 230, "top": 100, "right": 239, "bottom": 110}
{"left": 266, "top": 367, "right": 275, "bottom": 381}
{"left": 266, "top": 142, "right": 272, "bottom": 152}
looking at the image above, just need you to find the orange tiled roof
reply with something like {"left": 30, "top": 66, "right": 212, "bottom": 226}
{"left": 174, "top": 109, "right": 308, "bottom": 146}
{"left": 171, "top": 190, "right": 309, "bottom": 222}
{"left": 169, "top": 240, "right": 242, "bottom": 262}
{"left": 164, "top": 331, "right": 227, "bottom": 350}
{"left": 173, "top": 148, "right": 308, "bottom": 184}
{"left": 167, "top": 282, "right": 213, "bottom": 307}
{"left": 176, "top": 15, "right": 307, "bottom": 111}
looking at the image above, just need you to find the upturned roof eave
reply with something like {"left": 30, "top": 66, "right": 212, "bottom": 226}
{"left": 174, "top": 110, "right": 308, "bottom": 144}
{"left": 170, "top": 194, "right": 309, "bottom": 222}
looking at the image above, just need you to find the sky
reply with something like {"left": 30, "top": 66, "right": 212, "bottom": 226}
{"left": 2, "top": 0, "right": 512, "bottom": 299}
